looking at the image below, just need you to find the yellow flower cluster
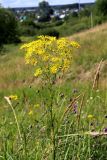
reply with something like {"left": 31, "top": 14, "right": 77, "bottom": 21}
{"left": 34, "top": 68, "right": 42, "bottom": 77}
{"left": 9, "top": 95, "right": 18, "bottom": 100}
{"left": 21, "top": 36, "right": 80, "bottom": 77}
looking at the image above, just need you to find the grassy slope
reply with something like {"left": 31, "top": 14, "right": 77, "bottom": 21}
{"left": 69, "top": 23, "right": 107, "bottom": 87}
{"left": 0, "top": 22, "right": 107, "bottom": 99}
{"left": 0, "top": 23, "right": 107, "bottom": 90}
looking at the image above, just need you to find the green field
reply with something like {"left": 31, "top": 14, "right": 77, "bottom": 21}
{"left": 0, "top": 24, "right": 107, "bottom": 159}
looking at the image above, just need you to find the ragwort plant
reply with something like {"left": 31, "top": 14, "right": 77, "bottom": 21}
{"left": 20, "top": 35, "right": 80, "bottom": 159}
{"left": 2, "top": 36, "right": 107, "bottom": 159}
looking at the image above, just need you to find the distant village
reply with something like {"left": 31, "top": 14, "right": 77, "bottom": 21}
{"left": 10, "top": 2, "right": 94, "bottom": 22}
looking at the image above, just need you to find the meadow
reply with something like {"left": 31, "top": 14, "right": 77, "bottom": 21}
{"left": 0, "top": 23, "right": 107, "bottom": 160}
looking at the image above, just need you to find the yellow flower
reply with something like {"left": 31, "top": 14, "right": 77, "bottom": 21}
{"left": 28, "top": 110, "right": 33, "bottom": 115}
{"left": 50, "top": 65, "right": 58, "bottom": 74}
{"left": 9, "top": 95, "right": 18, "bottom": 100}
{"left": 21, "top": 35, "right": 79, "bottom": 77}
{"left": 87, "top": 114, "right": 94, "bottom": 119}
{"left": 34, "top": 68, "right": 42, "bottom": 77}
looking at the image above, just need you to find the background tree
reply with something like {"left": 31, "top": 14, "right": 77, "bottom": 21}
{"left": 0, "top": 8, "right": 20, "bottom": 48}
{"left": 38, "top": 0, "right": 54, "bottom": 22}
{"left": 96, "top": 0, "right": 107, "bottom": 16}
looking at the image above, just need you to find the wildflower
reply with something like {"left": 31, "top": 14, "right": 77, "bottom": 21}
{"left": 28, "top": 110, "right": 33, "bottom": 115}
{"left": 50, "top": 65, "right": 58, "bottom": 74}
{"left": 87, "top": 114, "right": 94, "bottom": 119}
{"left": 9, "top": 95, "right": 18, "bottom": 100}
{"left": 34, "top": 68, "right": 42, "bottom": 77}
{"left": 21, "top": 35, "right": 79, "bottom": 78}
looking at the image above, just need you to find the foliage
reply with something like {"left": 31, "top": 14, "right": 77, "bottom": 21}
{"left": 20, "top": 25, "right": 37, "bottom": 36}
{"left": 57, "top": 17, "right": 90, "bottom": 37}
{"left": 38, "top": 28, "right": 59, "bottom": 38}
{"left": 20, "top": 20, "right": 62, "bottom": 37}
{"left": 0, "top": 8, "right": 20, "bottom": 48}
{"left": 96, "top": 0, "right": 107, "bottom": 16}
{"left": 21, "top": 19, "right": 38, "bottom": 28}
{"left": 79, "top": 7, "right": 91, "bottom": 17}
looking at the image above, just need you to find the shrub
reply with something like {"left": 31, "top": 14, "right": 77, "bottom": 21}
{"left": 38, "top": 28, "right": 59, "bottom": 38}
{"left": 94, "top": 16, "right": 103, "bottom": 25}
{"left": 54, "top": 20, "right": 64, "bottom": 26}
{"left": 0, "top": 8, "right": 20, "bottom": 47}
{"left": 20, "top": 26, "right": 37, "bottom": 36}
{"left": 79, "top": 7, "right": 91, "bottom": 17}
{"left": 21, "top": 20, "right": 37, "bottom": 28}
{"left": 96, "top": 0, "right": 107, "bottom": 16}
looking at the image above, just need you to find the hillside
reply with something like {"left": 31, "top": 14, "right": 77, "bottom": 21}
{"left": 69, "top": 22, "right": 107, "bottom": 88}
{"left": 70, "top": 22, "right": 107, "bottom": 39}
{"left": 0, "top": 23, "right": 107, "bottom": 92}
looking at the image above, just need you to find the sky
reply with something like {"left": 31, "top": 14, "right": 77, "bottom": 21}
{"left": 0, "top": 0, "right": 95, "bottom": 8}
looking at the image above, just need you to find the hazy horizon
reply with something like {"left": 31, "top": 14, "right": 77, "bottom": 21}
{"left": 1, "top": 0, "right": 95, "bottom": 8}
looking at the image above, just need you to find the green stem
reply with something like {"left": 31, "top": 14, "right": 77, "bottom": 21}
{"left": 50, "top": 104, "right": 56, "bottom": 160}
{"left": 49, "top": 80, "right": 56, "bottom": 160}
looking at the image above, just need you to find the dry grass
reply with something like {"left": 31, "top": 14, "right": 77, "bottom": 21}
{"left": 67, "top": 22, "right": 107, "bottom": 88}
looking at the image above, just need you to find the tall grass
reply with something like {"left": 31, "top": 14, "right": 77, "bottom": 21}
{"left": 0, "top": 82, "right": 107, "bottom": 159}
{"left": 0, "top": 26, "right": 107, "bottom": 159}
